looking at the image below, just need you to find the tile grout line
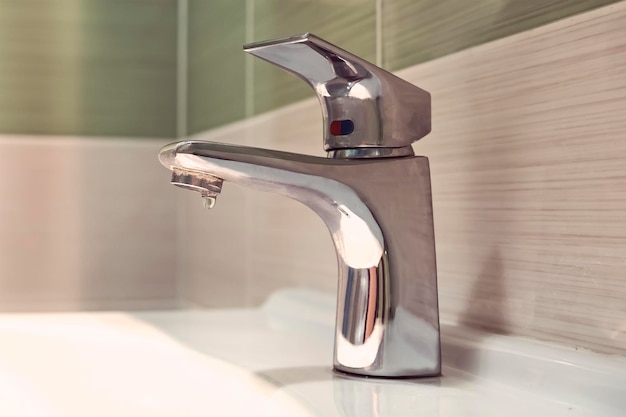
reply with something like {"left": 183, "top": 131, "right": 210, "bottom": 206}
{"left": 176, "top": 0, "right": 188, "bottom": 307}
{"left": 244, "top": 0, "right": 255, "bottom": 305}
{"left": 376, "top": 0, "right": 383, "bottom": 67}
{"left": 176, "top": 0, "right": 188, "bottom": 139}
{"left": 245, "top": 0, "right": 255, "bottom": 119}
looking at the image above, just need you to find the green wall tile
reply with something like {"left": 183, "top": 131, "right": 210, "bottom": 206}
{"left": 382, "top": 0, "right": 618, "bottom": 71}
{"left": 252, "top": 0, "right": 376, "bottom": 115}
{"left": 0, "top": 0, "right": 177, "bottom": 138}
{"left": 187, "top": 0, "right": 246, "bottom": 135}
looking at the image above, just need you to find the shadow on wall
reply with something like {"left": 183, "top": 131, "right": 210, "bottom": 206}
{"left": 445, "top": 60, "right": 522, "bottom": 335}
{"left": 459, "top": 249, "right": 510, "bottom": 335}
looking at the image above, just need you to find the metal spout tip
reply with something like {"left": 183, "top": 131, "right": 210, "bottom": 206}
{"left": 170, "top": 168, "right": 223, "bottom": 208}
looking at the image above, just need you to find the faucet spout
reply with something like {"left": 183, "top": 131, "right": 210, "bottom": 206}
{"left": 160, "top": 140, "right": 440, "bottom": 377}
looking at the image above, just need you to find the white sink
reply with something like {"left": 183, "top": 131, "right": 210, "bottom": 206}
{"left": 0, "top": 309, "right": 310, "bottom": 416}
{"left": 0, "top": 289, "right": 624, "bottom": 416}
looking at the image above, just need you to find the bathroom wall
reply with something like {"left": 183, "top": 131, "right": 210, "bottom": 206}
{"left": 0, "top": 136, "right": 179, "bottom": 311}
{"left": 180, "top": 2, "right": 626, "bottom": 355}
{"left": 0, "top": 0, "right": 177, "bottom": 137}
{"left": 186, "top": 0, "right": 617, "bottom": 134}
{"left": 0, "top": 1, "right": 180, "bottom": 310}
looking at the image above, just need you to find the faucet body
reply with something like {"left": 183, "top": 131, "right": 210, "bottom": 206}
{"left": 160, "top": 142, "right": 440, "bottom": 377}
{"left": 160, "top": 32, "right": 440, "bottom": 377}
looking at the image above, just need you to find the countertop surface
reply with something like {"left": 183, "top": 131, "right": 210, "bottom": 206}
{"left": 0, "top": 289, "right": 624, "bottom": 416}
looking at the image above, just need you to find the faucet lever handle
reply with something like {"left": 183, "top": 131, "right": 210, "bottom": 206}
{"left": 244, "top": 33, "right": 431, "bottom": 155}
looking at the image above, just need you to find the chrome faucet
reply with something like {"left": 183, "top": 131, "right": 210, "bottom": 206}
{"left": 159, "top": 34, "right": 440, "bottom": 378}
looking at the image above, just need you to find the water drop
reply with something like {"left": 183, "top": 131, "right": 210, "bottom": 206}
{"left": 202, "top": 196, "right": 217, "bottom": 210}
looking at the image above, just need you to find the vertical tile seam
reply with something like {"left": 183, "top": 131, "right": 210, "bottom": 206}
{"left": 245, "top": 0, "right": 255, "bottom": 118}
{"left": 176, "top": 0, "right": 188, "bottom": 306}
{"left": 244, "top": 0, "right": 255, "bottom": 305}
{"left": 176, "top": 0, "right": 188, "bottom": 139}
{"left": 376, "top": 0, "right": 382, "bottom": 67}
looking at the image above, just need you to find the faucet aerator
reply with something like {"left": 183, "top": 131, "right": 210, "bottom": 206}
{"left": 170, "top": 168, "right": 223, "bottom": 209}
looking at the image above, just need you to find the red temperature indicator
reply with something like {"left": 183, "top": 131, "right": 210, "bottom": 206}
{"left": 330, "top": 120, "right": 354, "bottom": 136}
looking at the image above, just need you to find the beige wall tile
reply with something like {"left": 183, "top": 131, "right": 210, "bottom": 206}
{"left": 400, "top": 2, "right": 626, "bottom": 354}
{"left": 0, "top": 136, "right": 179, "bottom": 311}
{"left": 176, "top": 185, "right": 249, "bottom": 308}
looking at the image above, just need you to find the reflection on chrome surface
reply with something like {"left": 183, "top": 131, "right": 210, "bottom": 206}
{"left": 244, "top": 33, "right": 431, "bottom": 152}
{"left": 159, "top": 33, "right": 439, "bottom": 377}
{"left": 333, "top": 372, "right": 441, "bottom": 417}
